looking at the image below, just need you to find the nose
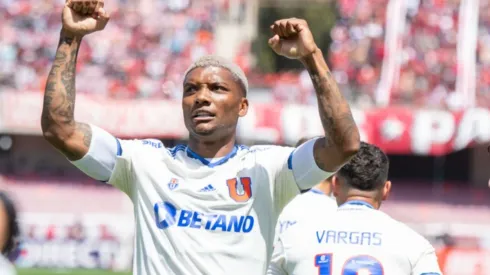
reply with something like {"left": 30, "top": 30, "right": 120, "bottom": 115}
{"left": 194, "top": 86, "right": 211, "bottom": 105}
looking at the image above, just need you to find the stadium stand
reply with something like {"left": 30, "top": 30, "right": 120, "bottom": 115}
{"left": 0, "top": 0, "right": 489, "bottom": 274}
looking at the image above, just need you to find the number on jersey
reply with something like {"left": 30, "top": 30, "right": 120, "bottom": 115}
{"left": 315, "top": 254, "right": 384, "bottom": 275}
{"left": 226, "top": 177, "right": 252, "bottom": 202}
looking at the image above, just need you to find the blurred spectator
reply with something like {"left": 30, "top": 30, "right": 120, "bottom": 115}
{"left": 0, "top": 0, "right": 219, "bottom": 99}
{"left": 67, "top": 221, "right": 86, "bottom": 242}
{"left": 328, "top": 0, "right": 387, "bottom": 105}
{"left": 477, "top": 1, "right": 490, "bottom": 107}
{"left": 0, "top": 0, "right": 485, "bottom": 108}
{"left": 392, "top": 0, "right": 461, "bottom": 108}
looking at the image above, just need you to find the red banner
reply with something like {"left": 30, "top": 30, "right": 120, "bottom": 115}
{"left": 2, "top": 91, "right": 490, "bottom": 155}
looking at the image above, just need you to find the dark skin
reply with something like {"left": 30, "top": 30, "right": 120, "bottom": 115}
{"left": 182, "top": 66, "right": 248, "bottom": 157}
{"left": 42, "top": 4, "right": 359, "bottom": 173}
{"left": 269, "top": 18, "right": 360, "bottom": 172}
{"left": 40, "top": 3, "right": 109, "bottom": 160}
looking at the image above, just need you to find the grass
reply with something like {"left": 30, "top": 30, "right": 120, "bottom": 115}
{"left": 18, "top": 269, "right": 131, "bottom": 275}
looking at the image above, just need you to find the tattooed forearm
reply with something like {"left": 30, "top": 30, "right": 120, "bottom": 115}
{"left": 41, "top": 32, "right": 91, "bottom": 160}
{"left": 77, "top": 122, "right": 92, "bottom": 147}
{"left": 300, "top": 49, "right": 360, "bottom": 169}
{"left": 42, "top": 35, "right": 79, "bottom": 131}
{"left": 310, "top": 71, "right": 358, "bottom": 148}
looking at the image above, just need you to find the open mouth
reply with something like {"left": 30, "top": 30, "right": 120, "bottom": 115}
{"left": 192, "top": 110, "right": 216, "bottom": 121}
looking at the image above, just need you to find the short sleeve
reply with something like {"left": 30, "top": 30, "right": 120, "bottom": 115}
{"left": 411, "top": 241, "right": 443, "bottom": 275}
{"left": 257, "top": 138, "right": 334, "bottom": 214}
{"left": 106, "top": 138, "right": 142, "bottom": 197}
{"left": 250, "top": 145, "right": 298, "bottom": 215}
{"left": 267, "top": 237, "right": 288, "bottom": 275}
{"left": 70, "top": 124, "right": 165, "bottom": 197}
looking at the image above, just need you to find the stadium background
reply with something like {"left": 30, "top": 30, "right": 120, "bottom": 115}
{"left": 1, "top": 0, "right": 490, "bottom": 274}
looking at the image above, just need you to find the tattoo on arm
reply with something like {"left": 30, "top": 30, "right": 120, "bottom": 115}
{"left": 301, "top": 51, "right": 360, "bottom": 168}
{"left": 41, "top": 33, "right": 92, "bottom": 159}
{"left": 77, "top": 122, "right": 92, "bottom": 147}
{"left": 310, "top": 71, "right": 358, "bottom": 149}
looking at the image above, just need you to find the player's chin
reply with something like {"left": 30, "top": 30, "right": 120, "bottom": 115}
{"left": 191, "top": 123, "right": 217, "bottom": 137}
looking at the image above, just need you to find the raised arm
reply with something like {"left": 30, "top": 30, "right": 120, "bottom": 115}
{"left": 269, "top": 18, "right": 360, "bottom": 172}
{"left": 41, "top": 2, "right": 110, "bottom": 160}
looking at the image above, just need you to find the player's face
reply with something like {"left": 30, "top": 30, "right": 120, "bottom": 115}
{"left": 182, "top": 66, "right": 248, "bottom": 140}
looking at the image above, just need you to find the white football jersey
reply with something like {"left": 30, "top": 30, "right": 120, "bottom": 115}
{"left": 0, "top": 255, "right": 16, "bottom": 275}
{"left": 274, "top": 189, "right": 337, "bottom": 243}
{"left": 71, "top": 125, "right": 334, "bottom": 275}
{"left": 268, "top": 201, "right": 442, "bottom": 275}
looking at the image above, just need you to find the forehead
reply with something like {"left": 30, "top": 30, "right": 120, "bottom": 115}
{"left": 184, "top": 66, "right": 237, "bottom": 85}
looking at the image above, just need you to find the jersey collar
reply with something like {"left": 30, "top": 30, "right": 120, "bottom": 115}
{"left": 339, "top": 200, "right": 374, "bottom": 209}
{"left": 309, "top": 188, "right": 325, "bottom": 195}
{"left": 186, "top": 145, "right": 239, "bottom": 168}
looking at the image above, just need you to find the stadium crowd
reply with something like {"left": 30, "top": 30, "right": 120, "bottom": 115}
{"left": 0, "top": 0, "right": 220, "bottom": 100}
{"left": 393, "top": 0, "right": 461, "bottom": 108}
{"left": 0, "top": 0, "right": 486, "bottom": 108}
{"left": 477, "top": 1, "right": 490, "bottom": 107}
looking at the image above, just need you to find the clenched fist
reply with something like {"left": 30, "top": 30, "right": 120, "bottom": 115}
{"left": 268, "top": 18, "right": 318, "bottom": 60}
{"left": 62, "top": 0, "right": 110, "bottom": 37}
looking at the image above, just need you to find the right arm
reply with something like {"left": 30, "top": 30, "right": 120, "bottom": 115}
{"left": 41, "top": 31, "right": 91, "bottom": 161}
{"left": 41, "top": 32, "right": 122, "bottom": 184}
{"left": 41, "top": 3, "right": 111, "bottom": 160}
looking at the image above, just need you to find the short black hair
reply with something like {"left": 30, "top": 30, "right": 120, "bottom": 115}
{"left": 0, "top": 191, "right": 19, "bottom": 255}
{"left": 337, "top": 141, "right": 389, "bottom": 191}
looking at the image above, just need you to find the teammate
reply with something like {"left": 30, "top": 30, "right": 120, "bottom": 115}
{"left": 274, "top": 137, "right": 337, "bottom": 240}
{"left": 0, "top": 191, "right": 19, "bottom": 275}
{"left": 40, "top": 2, "right": 360, "bottom": 275}
{"left": 268, "top": 142, "right": 442, "bottom": 275}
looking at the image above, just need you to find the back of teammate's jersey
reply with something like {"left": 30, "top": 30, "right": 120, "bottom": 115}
{"left": 268, "top": 201, "right": 442, "bottom": 275}
{"left": 274, "top": 189, "right": 337, "bottom": 243}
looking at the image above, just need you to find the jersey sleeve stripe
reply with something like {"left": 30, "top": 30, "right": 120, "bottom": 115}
{"left": 287, "top": 150, "right": 294, "bottom": 170}
{"left": 116, "top": 138, "right": 123, "bottom": 156}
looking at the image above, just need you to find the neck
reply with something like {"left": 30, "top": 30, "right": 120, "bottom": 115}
{"left": 343, "top": 196, "right": 380, "bottom": 209}
{"left": 188, "top": 134, "right": 236, "bottom": 158}
{"left": 313, "top": 182, "right": 332, "bottom": 195}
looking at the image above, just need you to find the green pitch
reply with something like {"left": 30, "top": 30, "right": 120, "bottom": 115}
{"left": 18, "top": 269, "right": 131, "bottom": 275}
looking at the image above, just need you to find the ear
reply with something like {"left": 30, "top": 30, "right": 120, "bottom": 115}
{"left": 381, "top": 181, "right": 391, "bottom": 201}
{"left": 238, "top": 98, "right": 249, "bottom": 117}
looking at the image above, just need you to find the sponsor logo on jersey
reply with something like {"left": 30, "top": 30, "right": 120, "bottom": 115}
{"left": 153, "top": 201, "right": 255, "bottom": 233}
{"left": 142, "top": 139, "right": 164, "bottom": 148}
{"left": 199, "top": 184, "right": 216, "bottom": 192}
{"left": 167, "top": 178, "right": 179, "bottom": 190}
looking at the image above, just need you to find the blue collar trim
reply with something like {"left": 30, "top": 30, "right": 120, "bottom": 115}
{"left": 309, "top": 188, "right": 325, "bottom": 195}
{"left": 186, "top": 145, "right": 239, "bottom": 168}
{"left": 340, "top": 200, "right": 374, "bottom": 209}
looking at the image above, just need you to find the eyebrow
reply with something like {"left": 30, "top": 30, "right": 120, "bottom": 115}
{"left": 183, "top": 81, "right": 228, "bottom": 87}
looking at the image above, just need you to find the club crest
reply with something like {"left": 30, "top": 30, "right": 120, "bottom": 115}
{"left": 168, "top": 178, "right": 179, "bottom": 190}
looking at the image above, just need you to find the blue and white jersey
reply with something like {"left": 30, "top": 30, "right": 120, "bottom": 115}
{"left": 274, "top": 189, "right": 337, "bottom": 244}
{"left": 70, "top": 125, "right": 334, "bottom": 275}
{"left": 268, "top": 201, "right": 442, "bottom": 275}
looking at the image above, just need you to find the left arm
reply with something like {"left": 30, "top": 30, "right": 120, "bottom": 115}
{"left": 301, "top": 50, "right": 360, "bottom": 172}
{"left": 411, "top": 241, "right": 443, "bottom": 275}
{"left": 269, "top": 18, "right": 360, "bottom": 172}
